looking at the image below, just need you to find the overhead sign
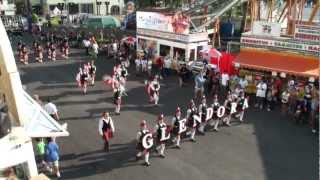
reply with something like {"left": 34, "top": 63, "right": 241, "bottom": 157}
{"left": 241, "top": 36, "right": 320, "bottom": 55}
{"left": 294, "top": 24, "right": 320, "bottom": 41}
{"left": 252, "top": 21, "right": 281, "bottom": 37}
{"left": 136, "top": 11, "right": 190, "bottom": 34}
{"left": 137, "top": 28, "right": 208, "bottom": 43}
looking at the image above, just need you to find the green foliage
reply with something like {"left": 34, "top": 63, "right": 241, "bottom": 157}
{"left": 135, "top": 0, "right": 157, "bottom": 8}
{"left": 32, "top": 13, "right": 39, "bottom": 23}
{"left": 50, "top": 17, "right": 61, "bottom": 26}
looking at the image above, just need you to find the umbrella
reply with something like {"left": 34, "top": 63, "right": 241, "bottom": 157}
{"left": 200, "top": 48, "right": 222, "bottom": 59}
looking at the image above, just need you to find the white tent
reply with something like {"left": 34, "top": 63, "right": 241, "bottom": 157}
{"left": 52, "top": 6, "right": 61, "bottom": 15}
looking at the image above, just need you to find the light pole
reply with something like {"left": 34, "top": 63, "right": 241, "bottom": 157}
{"left": 96, "top": 1, "right": 102, "bottom": 15}
{"left": 105, "top": 1, "right": 110, "bottom": 15}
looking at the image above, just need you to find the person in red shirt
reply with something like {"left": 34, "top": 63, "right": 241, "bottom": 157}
{"left": 156, "top": 56, "right": 164, "bottom": 79}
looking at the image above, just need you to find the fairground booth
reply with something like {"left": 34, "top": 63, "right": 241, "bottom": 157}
{"left": 136, "top": 9, "right": 209, "bottom": 69}
{"left": 234, "top": 21, "right": 319, "bottom": 93}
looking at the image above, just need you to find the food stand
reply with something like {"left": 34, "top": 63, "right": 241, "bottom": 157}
{"left": 136, "top": 9, "right": 209, "bottom": 70}
{"left": 234, "top": 21, "right": 319, "bottom": 94}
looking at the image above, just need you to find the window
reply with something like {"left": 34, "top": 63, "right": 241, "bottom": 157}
{"left": 110, "top": 5, "right": 120, "bottom": 15}
{"left": 80, "top": 3, "right": 93, "bottom": 14}
{"left": 68, "top": 3, "right": 79, "bottom": 14}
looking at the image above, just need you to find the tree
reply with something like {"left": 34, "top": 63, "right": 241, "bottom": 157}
{"left": 135, "top": 0, "right": 157, "bottom": 9}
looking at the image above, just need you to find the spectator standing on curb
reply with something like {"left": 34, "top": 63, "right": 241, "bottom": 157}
{"left": 163, "top": 55, "right": 171, "bottom": 77}
{"left": 255, "top": 79, "right": 267, "bottom": 109}
{"left": 45, "top": 137, "right": 61, "bottom": 178}
{"left": 35, "top": 138, "right": 46, "bottom": 169}
{"left": 221, "top": 71, "right": 229, "bottom": 97}
{"left": 194, "top": 72, "right": 206, "bottom": 103}
{"left": 83, "top": 38, "right": 90, "bottom": 55}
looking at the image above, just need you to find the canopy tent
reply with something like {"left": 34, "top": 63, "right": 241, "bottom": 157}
{"left": 234, "top": 49, "right": 319, "bottom": 77}
{"left": 81, "top": 16, "right": 121, "bottom": 29}
{"left": 200, "top": 48, "right": 222, "bottom": 60}
{"left": 52, "top": 7, "right": 61, "bottom": 15}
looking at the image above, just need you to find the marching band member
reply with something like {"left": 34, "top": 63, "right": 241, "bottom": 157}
{"left": 236, "top": 91, "right": 248, "bottom": 123}
{"left": 88, "top": 61, "right": 97, "bottom": 85}
{"left": 149, "top": 76, "right": 160, "bottom": 105}
{"left": 17, "top": 41, "right": 22, "bottom": 54}
{"left": 18, "top": 42, "right": 24, "bottom": 62}
{"left": 62, "top": 40, "right": 69, "bottom": 59}
{"left": 210, "top": 94, "right": 221, "bottom": 131}
{"left": 50, "top": 43, "right": 56, "bottom": 61}
{"left": 98, "top": 112, "right": 115, "bottom": 152}
{"left": 198, "top": 96, "right": 208, "bottom": 134}
{"left": 111, "top": 73, "right": 120, "bottom": 91}
{"left": 223, "top": 95, "right": 233, "bottom": 126}
{"left": 120, "top": 63, "right": 128, "bottom": 80}
{"left": 154, "top": 114, "right": 169, "bottom": 158}
{"left": 79, "top": 67, "right": 89, "bottom": 94}
{"left": 46, "top": 42, "right": 52, "bottom": 60}
{"left": 113, "top": 64, "right": 122, "bottom": 77}
{"left": 113, "top": 84, "right": 122, "bottom": 115}
{"left": 136, "top": 120, "right": 152, "bottom": 166}
{"left": 76, "top": 67, "right": 82, "bottom": 87}
{"left": 171, "top": 107, "right": 183, "bottom": 148}
{"left": 147, "top": 59, "right": 152, "bottom": 77}
{"left": 186, "top": 99, "right": 197, "bottom": 142}
{"left": 32, "top": 41, "right": 38, "bottom": 60}
{"left": 22, "top": 45, "right": 29, "bottom": 65}
{"left": 37, "top": 44, "right": 43, "bottom": 63}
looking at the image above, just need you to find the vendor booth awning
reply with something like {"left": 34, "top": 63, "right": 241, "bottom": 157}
{"left": 234, "top": 49, "right": 319, "bottom": 77}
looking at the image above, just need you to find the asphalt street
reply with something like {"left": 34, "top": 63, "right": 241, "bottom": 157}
{"left": 16, "top": 46, "right": 318, "bottom": 180}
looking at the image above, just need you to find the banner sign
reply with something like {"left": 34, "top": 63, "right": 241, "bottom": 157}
{"left": 137, "top": 11, "right": 190, "bottom": 35}
{"left": 252, "top": 21, "right": 281, "bottom": 37}
{"left": 241, "top": 36, "right": 320, "bottom": 55}
{"left": 294, "top": 24, "right": 320, "bottom": 41}
{"left": 137, "top": 28, "right": 208, "bottom": 43}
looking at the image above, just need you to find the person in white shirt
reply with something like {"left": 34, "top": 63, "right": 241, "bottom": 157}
{"left": 82, "top": 38, "right": 90, "bottom": 55}
{"left": 194, "top": 72, "right": 206, "bottom": 102}
{"left": 281, "top": 89, "right": 290, "bottom": 115}
{"left": 98, "top": 112, "right": 115, "bottom": 152}
{"left": 141, "top": 58, "right": 148, "bottom": 72}
{"left": 135, "top": 57, "right": 141, "bottom": 74}
{"left": 163, "top": 56, "right": 171, "bottom": 77}
{"left": 112, "top": 41, "right": 118, "bottom": 58}
{"left": 147, "top": 59, "right": 153, "bottom": 77}
{"left": 255, "top": 79, "right": 267, "bottom": 109}
{"left": 221, "top": 71, "right": 230, "bottom": 96}
{"left": 238, "top": 76, "right": 248, "bottom": 90}
{"left": 44, "top": 98, "right": 59, "bottom": 121}
{"left": 92, "top": 43, "right": 99, "bottom": 59}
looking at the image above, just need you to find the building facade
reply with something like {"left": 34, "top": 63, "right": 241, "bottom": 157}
{"left": 0, "top": 0, "right": 16, "bottom": 15}
{"left": 31, "top": 0, "right": 125, "bottom": 16}
{"left": 0, "top": 18, "right": 69, "bottom": 179}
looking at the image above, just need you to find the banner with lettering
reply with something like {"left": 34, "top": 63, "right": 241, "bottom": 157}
{"left": 137, "top": 11, "right": 190, "bottom": 35}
